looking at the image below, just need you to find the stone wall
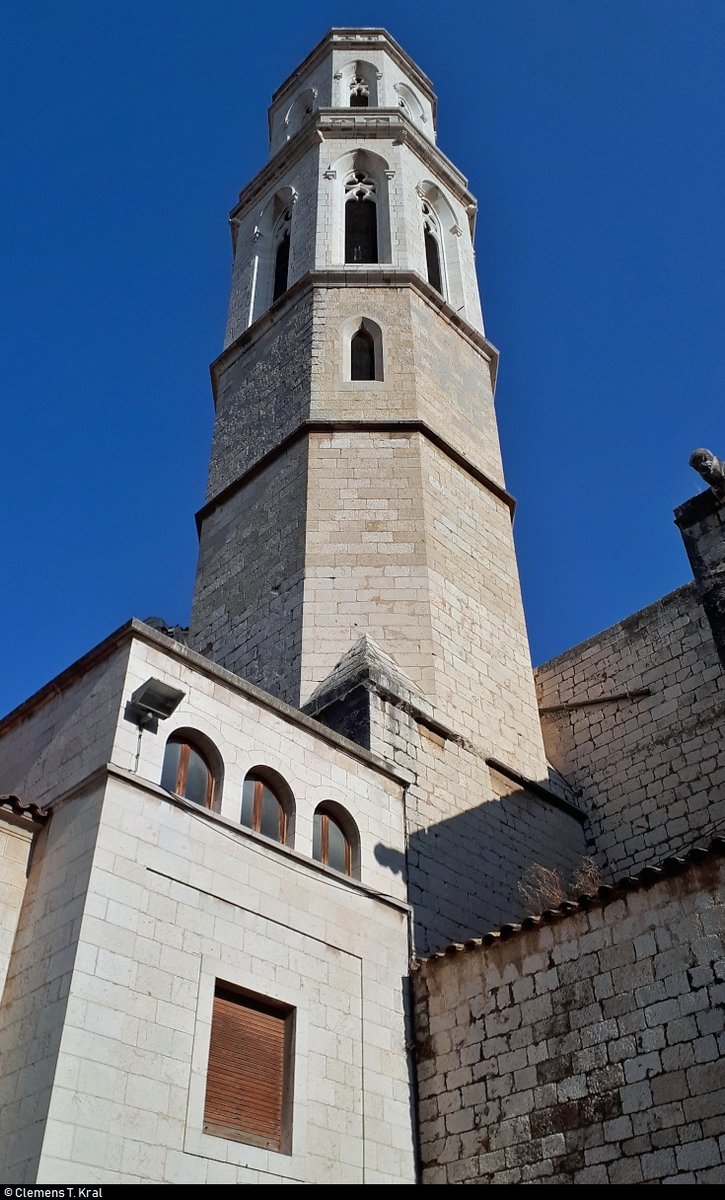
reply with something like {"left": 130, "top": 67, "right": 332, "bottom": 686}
{"left": 190, "top": 440, "right": 309, "bottom": 703}
{"left": 413, "top": 844, "right": 725, "bottom": 1184}
{"left": 0, "top": 815, "right": 34, "bottom": 998}
{"left": 375, "top": 694, "right": 588, "bottom": 957}
{"left": 27, "top": 773, "right": 415, "bottom": 1184}
{"left": 536, "top": 584, "right": 725, "bottom": 878}
{"left": 0, "top": 626, "right": 417, "bottom": 1183}
{"left": 0, "top": 644, "right": 131, "bottom": 810}
{"left": 0, "top": 791, "right": 105, "bottom": 1182}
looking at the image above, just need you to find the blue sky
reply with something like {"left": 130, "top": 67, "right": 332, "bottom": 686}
{"left": 2, "top": 1, "right": 724, "bottom": 718}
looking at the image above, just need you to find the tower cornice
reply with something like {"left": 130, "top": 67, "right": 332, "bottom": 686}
{"left": 210, "top": 269, "right": 499, "bottom": 399}
{"left": 270, "top": 27, "right": 437, "bottom": 121}
{"left": 195, "top": 420, "right": 516, "bottom": 536}
{"left": 230, "top": 110, "right": 473, "bottom": 240}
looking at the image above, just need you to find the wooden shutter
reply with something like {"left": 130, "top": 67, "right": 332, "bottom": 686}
{"left": 204, "top": 986, "right": 291, "bottom": 1151}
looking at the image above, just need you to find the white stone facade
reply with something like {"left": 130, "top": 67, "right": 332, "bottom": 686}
{"left": 0, "top": 624, "right": 415, "bottom": 1183}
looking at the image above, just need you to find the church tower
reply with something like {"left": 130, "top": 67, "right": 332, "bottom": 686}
{"left": 190, "top": 29, "right": 588, "bottom": 951}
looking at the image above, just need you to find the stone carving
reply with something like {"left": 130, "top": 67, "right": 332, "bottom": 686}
{"left": 690, "top": 448, "right": 725, "bottom": 500}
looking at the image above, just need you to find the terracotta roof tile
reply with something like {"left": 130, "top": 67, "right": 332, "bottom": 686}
{"left": 413, "top": 834, "right": 725, "bottom": 968}
{"left": 0, "top": 794, "right": 48, "bottom": 824}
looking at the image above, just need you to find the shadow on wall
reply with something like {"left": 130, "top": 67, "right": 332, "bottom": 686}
{"left": 376, "top": 782, "right": 589, "bottom": 958}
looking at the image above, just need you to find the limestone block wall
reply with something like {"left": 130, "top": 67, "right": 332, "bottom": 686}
{"left": 420, "top": 439, "right": 545, "bottom": 770}
{"left": 118, "top": 631, "right": 410, "bottom": 901}
{"left": 369, "top": 694, "right": 588, "bottom": 956}
{"left": 0, "top": 816, "right": 34, "bottom": 997}
{"left": 536, "top": 584, "right": 725, "bottom": 877}
{"left": 0, "top": 791, "right": 105, "bottom": 1182}
{"left": 190, "top": 440, "right": 308, "bottom": 702}
{"left": 31, "top": 774, "right": 415, "bottom": 1185}
{"left": 301, "top": 428, "right": 437, "bottom": 704}
{"left": 0, "top": 626, "right": 416, "bottom": 1183}
{"left": 308, "top": 285, "right": 496, "bottom": 475}
{"left": 208, "top": 291, "right": 315, "bottom": 501}
{"left": 413, "top": 846, "right": 725, "bottom": 1184}
{"left": 0, "top": 643, "right": 131, "bottom": 809}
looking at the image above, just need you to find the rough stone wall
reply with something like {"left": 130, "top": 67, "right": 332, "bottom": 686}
{"left": 414, "top": 851, "right": 725, "bottom": 1184}
{"left": 0, "top": 792, "right": 104, "bottom": 1183}
{"left": 207, "top": 291, "right": 314, "bottom": 502}
{"left": 0, "top": 817, "right": 34, "bottom": 997}
{"left": 369, "top": 693, "right": 588, "bottom": 956}
{"left": 536, "top": 585, "right": 725, "bottom": 877}
{"left": 190, "top": 440, "right": 308, "bottom": 703}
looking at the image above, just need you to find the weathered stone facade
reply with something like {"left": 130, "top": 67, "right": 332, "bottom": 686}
{"left": 536, "top": 478, "right": 725, "bottom": 880}
{"left": 414, "top": 844, "right": 725, "bottom": 1185}
{"left": 536, "top": 583, "right": 725, "bottom": 878}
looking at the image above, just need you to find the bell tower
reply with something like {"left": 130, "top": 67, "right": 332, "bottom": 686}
{"left": 189, "top": 28, "right": 553, "bottom": 775}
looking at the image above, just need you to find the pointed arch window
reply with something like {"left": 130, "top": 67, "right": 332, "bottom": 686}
{"left": 351, "top": 325, "right": 375, "bottom": 380}
{"left": 422, "top": 201, "right": 443, "bottom": 295}
{"left": 349, "top": 76, "right": 369, "bottom": 107}
{"left": 345, "top": 172, "right": 378, "bottom": 264}
{"left": 272, "top": 209, "right": 292, "bottom": 303}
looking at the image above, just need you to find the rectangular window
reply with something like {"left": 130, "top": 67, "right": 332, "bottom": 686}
{"left": 204, "top": 983, "right": 294, "bottom": 1153}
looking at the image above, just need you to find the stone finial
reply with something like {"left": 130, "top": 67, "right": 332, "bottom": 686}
{"left": 689, "top": 448, "right": 725, "bottom": 500}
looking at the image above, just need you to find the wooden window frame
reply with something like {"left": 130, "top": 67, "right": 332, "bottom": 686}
{"left": 314, "top": 809, "right": 352, "bottom": 876}
{"left": 204, "top": 983, "right": 295, "bottom": 1154}
{"left": 242, "top": 776, "right": 287, "bottom": 844}
{"left": 165, "top": 738, "right": 214, "bottom": 808}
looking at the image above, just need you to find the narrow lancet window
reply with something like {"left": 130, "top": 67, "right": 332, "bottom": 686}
{"left": 272, "top": 212, "right": 291, "bottom": 304}
{"left": 345, "top": 173, "right": 378, "bottom": 264}
{"left": 422, "top": 200, "right": 444, "bottom": 295}
{"left": 424, "top": 228, "right": 443, "bottom": 294}
{"left": 351, "top": 326, "right": 375, "bottom": 380}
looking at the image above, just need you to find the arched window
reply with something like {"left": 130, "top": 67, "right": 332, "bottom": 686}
{"left": 394, "top": 82, "right": 426, "bottom": 128}
{"left": 283, "top": 86, "right": 317, "bottom": 141}
{"left": 161, "top": 736, "right": 215, "bottom": 808}
{"left": 422, "top": 200, "right": 443, "bottom": 295}
{"left": 241, "top": 772, "right": 287, "bottom": 844}
{"left": 349, "top": 76, "right": 369, "bottom": 107}
{"left": 345, "top": 172, "right": 378, "bottom": 264}
{"left": 272, "top": 209, "right": 291, "bottom": 303}
{"left": 351, "top": 325, "right": 375, "bottom": 380}
{"left": 313, "top": 805, "right": 354, "bottom": 876}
